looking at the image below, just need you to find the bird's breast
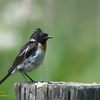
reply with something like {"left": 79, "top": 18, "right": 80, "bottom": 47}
{"left": 38, "top": 43, "right": 46, "bottom": 52}
{"left": 18, "top": 44, "right": 45, "bottom": 72}
{"left": 32, "top": 45, "right": 45, "bottom": 68}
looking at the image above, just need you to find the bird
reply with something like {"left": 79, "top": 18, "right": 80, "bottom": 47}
{"left": 0, "top": 28, "right": 52, "bottom": 85}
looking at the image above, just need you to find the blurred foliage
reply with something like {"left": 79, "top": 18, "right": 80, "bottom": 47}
{"left": 0, "top": 0, "right": 100, "bottom": 100}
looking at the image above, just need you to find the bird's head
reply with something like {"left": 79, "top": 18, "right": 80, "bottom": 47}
{"left": 30, "top": 28, "right": 52, "bottom": 45}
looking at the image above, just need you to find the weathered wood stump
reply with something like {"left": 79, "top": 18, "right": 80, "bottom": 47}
{"left": 14, "top": 82, "right": 100, "bottom": 100}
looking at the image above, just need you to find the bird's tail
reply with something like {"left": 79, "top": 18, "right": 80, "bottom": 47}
{"left": 0, "top": 71, "right": 11, "bottom": 85}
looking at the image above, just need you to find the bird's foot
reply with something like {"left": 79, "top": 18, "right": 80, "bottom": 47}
{"left": 40, "top": 81, "right": 52, "bottom": 84}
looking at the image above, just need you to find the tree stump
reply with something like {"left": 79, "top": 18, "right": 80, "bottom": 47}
{"left": 14, "top": 82, "right": 100, "bottom": 100}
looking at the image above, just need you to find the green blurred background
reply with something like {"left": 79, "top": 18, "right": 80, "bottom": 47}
{"left": 0, "top": 0, "right": 99, "bottom": 99}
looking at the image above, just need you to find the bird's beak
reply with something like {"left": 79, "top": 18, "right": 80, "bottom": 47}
{"left": 45, "top": 35, "right": 53, "bottom": 39}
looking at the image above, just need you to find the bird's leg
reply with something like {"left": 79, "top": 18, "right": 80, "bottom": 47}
{"left": 24, "top": 73, "right": 37, "bottom": 83}
{"left": 19, "top": 71, "right": 29, "bottom": 82}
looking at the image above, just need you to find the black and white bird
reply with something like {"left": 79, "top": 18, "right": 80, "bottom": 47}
{"left": 0, "top": 28, "right": 52, "bottom": 85}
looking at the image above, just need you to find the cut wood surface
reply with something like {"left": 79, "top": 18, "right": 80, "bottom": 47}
{"left": 14, "top": 82, "right": 100, "bottom": 100}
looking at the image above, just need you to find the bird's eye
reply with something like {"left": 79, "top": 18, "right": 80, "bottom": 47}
{"left": 39, "top": 33, "right": 43, "bottom": 38}
{"left": 39, "top": 34, "right": 41, "bottom": 37}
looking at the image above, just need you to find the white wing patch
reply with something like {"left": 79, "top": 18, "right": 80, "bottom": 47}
{"left": 19, "top": 46, "right": 29, "bottom": 56}
{"left": 30, "top": 38, "right": 36, "bottom": 42}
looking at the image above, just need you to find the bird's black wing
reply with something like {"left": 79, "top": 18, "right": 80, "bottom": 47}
{"left": 8, "top": 41, "right": 38, "bottom": 72}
